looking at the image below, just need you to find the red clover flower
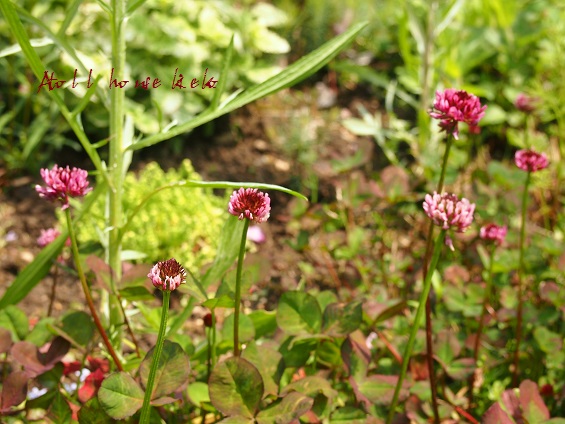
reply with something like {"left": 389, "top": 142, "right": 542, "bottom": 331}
{"left": 480, "top": 223, "right": 507, "bottom": 246}
{"left": 37, "top": 228, "right": 61, "bottom": 247}
{"left": 35, "top": 165, "right": 92, "bottom": 210}
{"left": 148, "top": 258, "right": 186, "bottom": 291}
{"left": 423, "top": 192, "right": 475, "bottom": 233}
{"left": 429, "top": 89, "right": 487, "bottom": 139}
{"left": 515, "top": 149, "right": 549, "bottom": 172}
{"left": 228, "top": 188, "right": 271, "bottom": 223}
{"left": 514, "top": 93, "right": 537, "bottom": 113}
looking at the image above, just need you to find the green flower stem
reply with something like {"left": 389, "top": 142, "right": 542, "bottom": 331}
{"left": 139, "top": 290, "right": 171, "bottom": 424}
{"left": 437, "top": 135, "right": 454, "bottom": 194}
{"left": 469, "top": 243, "right": 496, "bottom": 405}
{"left": 107, "top": 0, "right": 127, "bottom": 340}
{"left": 234, "top": 219, "right": 250, "bottom": 357}
{"left": 64, "top": 209, "right": 123, "bottom": 372}
{"left": 512, "top": 171, "right": 531, "bottom": 386}
{"left": 387, "top": 230, "right": 445, "bottom": 424}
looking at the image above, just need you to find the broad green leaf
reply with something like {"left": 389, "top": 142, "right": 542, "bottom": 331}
{"left": 322, "top": 301, "right": 362, "bottom": 337}
{"left": 277, "top": 291, "right": 322, "bottom": 335}
{"left": 209, "top": 357, "right": 264, "bottom": 418}
{"left": 98, "top": 372, "right": 144, "bottom": 420}
{"left": 118, "top": 285, "right": 154, "bottom": 302}
{"left": 47, "top": 389, "right": 72, "bottom": 424}
{"left": 434, "top": 330, "right": 460, "bottom": 365}
{"left": 202, "top": 294, "right": 235, "bottom": 310}
{"left": 186, "top": 382, "right": 210, "bottom": 408}
{"left": 255, "top": 392, "right": 313, "bottom": 424}
{"left": 482, "top": 402, "right": 515, "bottom": 424}
{"left": 242, "top": 342, "right": 283, "bottom": 397}
{"left": 445, "top": 358, "right": 475, "bottom": 380}
{"left": 78, "top": 396, "right": 113, "bottom": 424}
{"left": 357, "top": 375, "right": 408, "bottom": 406}
{"left": 139, "top": 340, "right": 190, "bottom": 400}
{"left": 280, "top": 376, "right": 338, "bottom": 400}
{"left": 316, "top": 339, "right": 343, "bottom": 368}
{"left": 279, "top": 337, "right": 317, "bottom": 368}
{"left": 221, "top": 313, "right": 256, "bottom": 344}
{"left": 0, "top": 305, "right": 29, "bottom": 341}
{"left": 0, "top": 183, "right": 104, "bottom": 309}
{"left": 520, "top": 380, "right": 550, "bottom": 423}
{"left": 533, "top": 326, "right": 563, "bottom": 353}
{"left": 315, "top": 291, "right": 338, "bottom": 314}
{"left": 330, "top": 406, "right": 369, "bottom": 423}
{"left": 58, "top": 311, "right": 95, "bottom": 347}
{"left": 129, "top": 22, "right": 369, "bottom": 151}
{"left": 217, "top": 417, "right": 254, "bottom": 424}
{"left": 248, "top": 310, "right": 277, "bottom": 339}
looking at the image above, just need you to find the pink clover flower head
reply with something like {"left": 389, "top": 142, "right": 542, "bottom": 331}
{"left": 148, "top": 258, "right": 186, "bottom": 291}
{"left": 514, "top": 149, "right": 548, "bottom": 172}
{"left": 479, "top": 223, "right": 507, "bottom": 245}
{"left": 429, "top": 89, "right": 487, "bottom": 139}
{"left": 514, "top": 93, "right": 536, "bottom": 113}
{"left": 35, "top": 165, "right": 92, "bottom": 210}
{"left": 423, "top": 191, "right": 475, "bottom": 233}
{"left": 228, "top": 188, "right": 271, "bottom": 223}
{"left": 37, "top": 228, "right": 61, "bottom": 247}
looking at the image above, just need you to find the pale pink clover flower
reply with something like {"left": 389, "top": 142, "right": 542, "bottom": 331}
{"left": 479, "top": 224, "right": 507, "bottom": 246}
{"left": 35, "top": 165, "right": 92, "bottom": 210}
{"left": 228, "top": 188, "right": 271, "bottom": 223}
{"left": 423, "top": 192, "right": 475, "bottom": 233}
{"left": 148, "top": 258, "right": 186, "bottom": 291}
{"left": 429, "top": 89, "right": 487, "bottom": 139}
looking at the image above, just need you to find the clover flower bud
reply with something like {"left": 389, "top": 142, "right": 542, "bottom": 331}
{"left": 148, "top": 258, "right": 186, "bottom": 291}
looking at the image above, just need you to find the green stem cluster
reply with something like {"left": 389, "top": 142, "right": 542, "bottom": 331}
{"left": 139, "top": 290, "right": 171, "bottom": 423}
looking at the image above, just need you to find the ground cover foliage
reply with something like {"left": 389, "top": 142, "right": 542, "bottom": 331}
{"left": 0, "top": 0, "right": 564, "bottom": 423}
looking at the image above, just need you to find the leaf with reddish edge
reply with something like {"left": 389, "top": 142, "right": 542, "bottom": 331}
{"left": 280, "top": 376, "right": 338, "bottom": 400}
{"left": 98, "top": 372, "right": 144, "bottom": 419}
{"left": 209, "top": 357, "right": 264, "bottom": 419}
{"left": 482, "top": 402, "right": 514, "bottom": 424}
{"left": 434, "top": 329, "right": 461, "bottom": 365}
{"left": 277, "top": 291, "right": 322, "bottom": 335}
{"left": 255, "top": 391, "right": 314, "bottom": 424}
{"left": 0, "top": 327, "right": 12, "bottom": 353}
{"left": 242, "top": 341, "right": 283, "bottom": 397}
{"left": 519, "top": 380, "right": 550, "bottom": 422}
{"left": 341, "top": 331, "right": 371, "bottom": 406}
{"left": 356, "top": 374, "right": 408, "bottom": 406}
{"left": 500, "top": 387, "right": 520, "bottom": 420}
{"left": 138, "top": 340, "right": 190, "bottom": 400}
{"left": 47, "top": 389, "right": 72, "bottom": 424}
{"left": 217, "top": 416, "right": 254, "bottom": 424}
{"left": 322, "top": 301, "right": 362, "bottom": 337}
{"left": 77, "top": 396, "right": 113, "bottom": 424}
{"left": 365, "top": 300, "right": 406, "bottom": 326}
{"left": 85, "top": 255, "right": 112, "bottom": 291}
{"left": 149, "top": 396, "right": 178, "bottom": 406}
{"left": 444, "top": 358, "right": 476, "bottom": 380}
{"left": 0, "top": 371, "right": 28, "bottom": 412}
{"left": 10, "top": 337, "right": 70, "bottom": 377}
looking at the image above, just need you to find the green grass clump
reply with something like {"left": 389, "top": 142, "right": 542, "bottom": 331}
{"left": 76, "top": 159, "right": 225, "bottom": 272}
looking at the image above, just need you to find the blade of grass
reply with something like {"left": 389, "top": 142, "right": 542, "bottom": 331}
{"left": 128, "top": 21, "right": 369, "bottom": 151}
{"left": 209, "top": 35, "right": 234, "bottom": 111}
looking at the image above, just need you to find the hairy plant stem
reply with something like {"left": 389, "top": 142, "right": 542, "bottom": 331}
{"left": 107, "top": 0, "right": 127, "bottom": 341}
{"left": 469, "top": 243, "right": 496, "bottom": 406}
{"left": 64, "top": 209, "right": 123, "bottom": 371}
{"left": 387, "top": 230, "right": 445, "bottom": 424}
{"left": 512, "top": 171, "right": 531, "bottom": 386}
{"left": 234, "top": 219, "right": 250, "bottom": 357}
{"left": 139, "top": 290, "right": 171, "bottom": 424}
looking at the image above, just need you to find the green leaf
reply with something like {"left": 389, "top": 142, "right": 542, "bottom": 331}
{"left": 202, "top": 294, "right": 235, "bottom": 310}
{"left": 0, "top": 183, "right": 104, "bottom": 309}
{"left": 279, "top": 337, "right": 317, "bottom": 368}
{"left": 322, "top": 302, "right": 362, "bottom": 337}
{"left": 330, "top": 406, "right": 369, "bottom": 423}
{"left": 242, "top": 342, "right": 283, "bottom": 397}
{"left": 98, "top": 372, "right": 145, "bottom": 420}
{"left": 186, "top": 382, "right": 210, "bottom": 408}
{"left": 210, "top": 35, "right": 234, "bottom": 111}
{"left": 520, "top": 380, "right": 550, "bottom": 423}
{"left": 47, "top": 389, "right": 72, "bottom": 424}
{"left": 533, "top": 326, "right": 563, "bottom": 353}
{"left": 138, "top": 340, "right": 190, "bottom": 400}
{"left": 58, "top": 311, "right": 95, "bottom": 347}
{"left": 209, "top": 357, "right": 264, "bottom": 419}
{"left": 248, "top": 310, "right": 277, "bottom": 339}
{"left": 78, "top": 396, "right": 113, "bottom": 424}
{"left": 255, "top": 392, "right": 313, "bottom": 424}
{"left": 221, "top": 313, "right": 256, "bottom": 344}
{"left": 277, "top": 291, "right": 322, "bottom": 335}
{"left": 0, "top": 305, "right": 29, "bottom": 341}
{"left": 129, "top": 21, "right": 369, "bottom": 151}
{"left": 357, "top": 375, "right": 408, "bottom": 406}
{"left": 482, "top": 402, "right": 515, "bottom": 424}
{"left": 118, "top": 285, "right": 154, "bottom": 302}
{"left": 25, "top": 317, "right": 56, "bottom": 347}
{"left": 445, "top": 358, "right": 475, "bottom": 380}
{"left": 280, "top": 376, "right": 338, "bottom": 400}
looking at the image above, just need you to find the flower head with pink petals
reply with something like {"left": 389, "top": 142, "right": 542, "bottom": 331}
{"left": 35, "top": 165, "right": 92, "bottom": 210}
{"left": 423, "top": 192, "right": 475, "bottom": 233}
{"left": 514, "top": 149, "right": 548, "bottom": 173}
{"left": 480, "top": 224, "right": 507, "bottom": 246}
{"left": 429, "top": 89, "right": 487, "bottom": 139}
{"left": 148, "top": 258, "right": 186, "bottom": 291}
{"left": 228, "top": 188, "right": 271, "bottom": 223}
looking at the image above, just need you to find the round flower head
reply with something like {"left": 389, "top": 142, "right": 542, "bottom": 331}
{"left": 514, "top": 149, "right": 548, "bottom": 172}
{"left": 35, "top": 165, "right": 92, "bottom": 210}
{"left": 423, "top": 192, "right": 475, "bottom": 233}
{"left": 228, "top": 188, "right": 271, "bottom": 223}
{"left": 480, "top": 223, "right": 507, "bottom": 245}
{"left": 37, "top": 228, "right": 61, "bottom": 247}
{"left": 429, "top": 89, "right": 487, "bottom": 140}
{"left": 148, "top": 258, "right": 186, "bottom": 291}
{"left": 514, "top": 93, "right": 536, "bottom": 113}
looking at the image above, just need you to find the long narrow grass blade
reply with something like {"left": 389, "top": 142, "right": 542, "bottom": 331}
{"left": 209, "top": 35, "right": 234, "bottom": 111}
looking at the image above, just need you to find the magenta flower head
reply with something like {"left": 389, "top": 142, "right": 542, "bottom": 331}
{"left": 480, "top": 223, "right": 507, "bottom": 245}
{"left": 37, "top": 228, "right": 61, "bottom": 247}
{"left": 35, "top": 165, "right": 92, "bottom": 210}
{"left": 515, "top": 93, "right": 537, "bottom": 113}
{"left": 423, "top": 192, "right": 475, "bottom": 233}
{"left": 429, "top": 89, "right": 487, "bottom": 139}
{"left": 148, "top": 258, "right": 186, "bottom": 291}
{"left": 228, "top": 188, "right": 271, "bottom": 223}
{"left": 515, "top": 149, "right": 549, "bottom": 172}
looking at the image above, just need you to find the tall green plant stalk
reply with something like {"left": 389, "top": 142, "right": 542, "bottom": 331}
{"left": 421, "top": 135, "right": 453, "bottom": 423}
{"left": 64, "top": 209, "right": 123, "bottom": 371}
{"left": 234, "top": 219, "right": 250, "bottom": 357}
{"left": 106, "top": 0, "right": 127, "bottom": 343}
{"left": 512, "top": 171, "right": 531, "bottom": 386}
{"left": 387, "top": 230, "right": 446, "bottom": 424}
{"left": 139, "top": 291, "right": 171, "bottom": 423}
{"left": 469, "top": 243, "right": 496, "bottom": 405}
